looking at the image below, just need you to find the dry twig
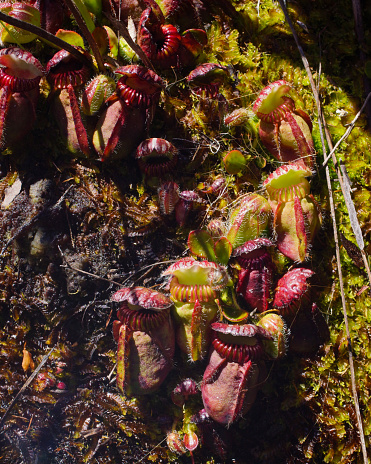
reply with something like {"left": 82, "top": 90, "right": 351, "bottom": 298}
{"left": 104, "top": 13, "right": 155, "bottom": 71}
{"left": 0, "top": 347, "right": 55, "bottom": 430}
{"left": 63, "top": 0, "right": 105, "bottom": 73}
{"left": 322, "top": 92, "right": 371, "bottom": 167}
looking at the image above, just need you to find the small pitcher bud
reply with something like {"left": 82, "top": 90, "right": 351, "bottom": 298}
{"left": 257, "top": 313, "right": 288, "bottom": 359}
{"left": 136, "top": 138, "right": 178, "bottom": 180}
{"left": 81, "top": 75, "right": 116, "bottom": 116}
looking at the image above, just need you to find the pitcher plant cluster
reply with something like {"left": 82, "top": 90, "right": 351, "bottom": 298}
{"left": 0, "top": 0, "right": 330, "bottom": 461}
{"left": 111, "top": 79, "right": 329, "bottom": 459}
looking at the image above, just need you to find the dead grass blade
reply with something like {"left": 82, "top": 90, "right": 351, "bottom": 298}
{"left": 322, "top": 92, "right": 371, "bottom": 167}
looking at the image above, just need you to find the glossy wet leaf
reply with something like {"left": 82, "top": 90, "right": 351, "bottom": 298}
{"left": 214, "top": 237, "right": 232, "bottom": 265}
{"left": 223, "top": 149, "right": 247, "bottom": 174}
{"left": 188, "top": 230, "right": 217, "bottom": 262}
{"left": 83, "top": 0, "right": 102, "bottom": 18}
{"left": 56, "top": 30, "right": 85, "bottom": 48}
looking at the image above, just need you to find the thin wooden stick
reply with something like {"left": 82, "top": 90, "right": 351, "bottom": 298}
{"left": 63, "top": 0, "right": 105, "bottom": 73}
{"left": 322, "top": 91, "right": 371, "bottom": 166}
{"left": 277, "top": 1, "right": 369, "bottom": 462}
{"left": 103, "top": 12, "right": 155, "bottom": 71}
{"left": 322, "top": 116, "right": 371, "bottom": 289}
{"left": 60, "top": 263, "right": 122, "bottom": 286}
{"left": 0, "top": 347, "right": 55, "bottom": 430}
{"left": 58, "top": 245, "right": 122, "bottom": 286}
{"left": 321, "top": 121, "right": 369, "bottom": 464}
{"left": 59, "top": 246, "right": 177, "bottom": 287}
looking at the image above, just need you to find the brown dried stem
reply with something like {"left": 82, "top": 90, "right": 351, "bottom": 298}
{"left": 104, "top": 12, "right": 156, "bottom": 72}
{"left": 62, "top": 0, "right": 105, "bottom": 73}
{"left": 58, "top": 245, "right": 122, "bottom": 286}
{"left": 321, "top": 114, "right": 371, "bottom": 288}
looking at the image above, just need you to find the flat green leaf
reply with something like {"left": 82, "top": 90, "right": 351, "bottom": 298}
{"left": 188, "top": 230, "right": 217, "bottom": 262}
{"left": 105, "top": 26, "right": 118, "bottom": 58}
{"left": 223, "top": 149, "right": 247, "bottom": 174}
{"left": 214, "top": 237, "right": 232, "bottom": 265}
{"left": 83, "top": 0, "right": 102, "bottom": 18}
{"left": 73, "top": 0, "right": 96, "bottom": 32}
{"left": 56, "top": 29, "right": 85, "bottom": 49}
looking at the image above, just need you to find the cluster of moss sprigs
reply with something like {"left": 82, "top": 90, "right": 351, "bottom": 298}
{"left": 299, "top": 291, "right": 371, "bottom": 462}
